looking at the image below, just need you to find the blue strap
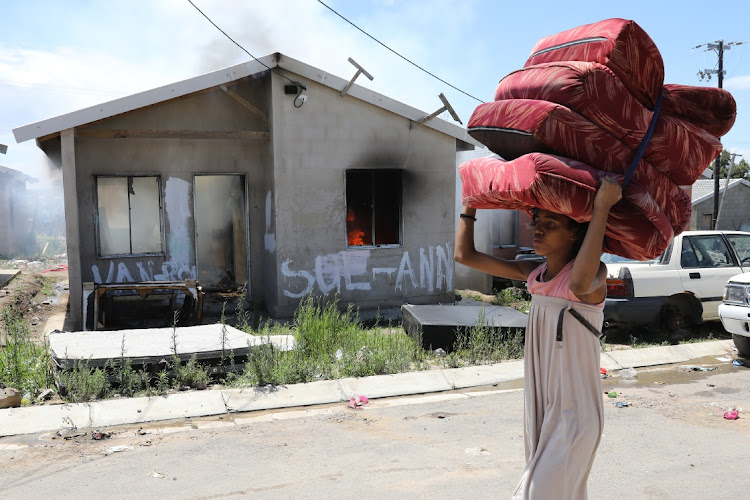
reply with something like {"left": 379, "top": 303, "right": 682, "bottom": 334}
{"left": 622, "top": 91, "right": 664, "bottom": 189}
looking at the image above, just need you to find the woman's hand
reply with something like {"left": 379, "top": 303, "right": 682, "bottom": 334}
{"left": 593, "top": 176, "right": 622, "bottom": 211}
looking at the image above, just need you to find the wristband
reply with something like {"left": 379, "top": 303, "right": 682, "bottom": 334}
{"left": 460, "top": 213, "right": 477, "bottom": 221}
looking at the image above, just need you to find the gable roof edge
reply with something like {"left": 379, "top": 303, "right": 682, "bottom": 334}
{"left": 13, "top": 56, "right": 278, "bottom": 143}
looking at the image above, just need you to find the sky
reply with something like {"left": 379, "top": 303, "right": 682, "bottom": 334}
{"left": 2, "top": 0, "right": 750, "bottom": 189}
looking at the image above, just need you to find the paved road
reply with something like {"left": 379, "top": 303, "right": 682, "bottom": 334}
{"left": 1, "top": 358, "right": 749, "bottom": 499}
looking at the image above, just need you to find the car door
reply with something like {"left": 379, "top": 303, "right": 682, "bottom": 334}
{"left": 677, "top": 234, "right": 743, "bottom": 320}
{"left": 726, "top": 233, "right": 750, "bottom": 270}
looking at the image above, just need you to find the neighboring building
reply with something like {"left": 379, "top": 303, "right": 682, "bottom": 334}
{"left": 0, "top": 165, "right": 37, "bottom": 258}
{"left": 454, "top": 148, "right": 532, "bottom": 293}
{"left": 13, "top": 53, "right": 478, "bottom": 329}
{"left": 691, "top": 178, "right": 750, "bottom": 231}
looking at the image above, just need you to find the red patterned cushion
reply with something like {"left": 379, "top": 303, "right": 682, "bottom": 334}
{"left": 459, "top": 153, "right": 673, "bottom": 260}
{"left": 494, "top": 61, "right": 722, "bottom": 185}
{"left": 662, "top": 84, "right": 736, "bottom": 137}
{"left": 467, "top": 99, "right": 691, "bottom": 234}
{"left": 525, "top": 18, "right": 664, "bottom": 109}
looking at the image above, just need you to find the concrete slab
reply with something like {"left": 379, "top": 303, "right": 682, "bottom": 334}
{"left": 48, "top": 324, "right": 295, "bottom": 368}
{"left": 599, "top": 353, "right": 623, "bottom": 371}
{"left": 674, "top": 339, "right": 734, "bottom": 360}
{"left": 337, "top": 370, "right": 453, "bottom": 399}
{"left": 0, "top": 268, "right": 20, "bottom": 289}
{"left": 443, "top": 361, "right": 524, "bottom": 389}
{"left": 606, "top": 345, "right": 690, "bottom": 369}
{"left": 221, "top": 380, "right": 346, "bottom": 413}
{"left": 402, "top": 304, "right": 527, "bottom": 351}
{"left": 89, "top": 391, "right": 228, "bottom": 427}
{"left": 0, "top": 403, "right": 90, "bottom": 437}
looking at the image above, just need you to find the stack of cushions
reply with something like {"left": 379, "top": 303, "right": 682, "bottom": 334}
{"left": 459, "top": 18, "right": 736, "bottom": 259}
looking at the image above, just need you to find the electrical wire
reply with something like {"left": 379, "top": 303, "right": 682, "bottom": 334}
{"left": 186, "top": 0, "right": 307, "bottom": 91}
{"left": 316, "top": 0, "right": 483, "bottom": 103}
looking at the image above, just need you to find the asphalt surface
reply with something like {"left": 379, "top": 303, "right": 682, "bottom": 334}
{"left": 1, "top": 354, "right": 749, "bottom": 499}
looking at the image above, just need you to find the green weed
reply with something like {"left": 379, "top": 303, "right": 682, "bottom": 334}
{"left": 0, "top": 310, "right": 54, "bottom": 398}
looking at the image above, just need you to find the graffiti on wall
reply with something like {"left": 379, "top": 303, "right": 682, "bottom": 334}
{"left": 280, "top": 243, "right": 453, "bottom": 298}
{"left": 91, "top": 260, "right": 196, "bottom": 284}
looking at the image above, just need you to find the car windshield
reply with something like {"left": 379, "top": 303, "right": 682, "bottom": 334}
{"left": 601, "top": 253, "right": 658, "bottom": 264}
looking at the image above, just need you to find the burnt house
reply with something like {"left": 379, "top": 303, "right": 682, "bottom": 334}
{"left": 0, "top": 165, "right": 37, "bottom": 258}
{"left": 13, "top": 53, "right": 477, "bottom": 329}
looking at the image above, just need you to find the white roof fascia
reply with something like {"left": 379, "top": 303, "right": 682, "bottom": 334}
{"left": 13, "top": 56, "right": 278, "bottom": 143}
{"left": 692, "top": 178, "right": 750, "bottom": 206}
{"left": 13, "top": 52, "right": 480, "bottom": 148}
{"left": 274, "top": 54, "right": 481, "bottom": 147}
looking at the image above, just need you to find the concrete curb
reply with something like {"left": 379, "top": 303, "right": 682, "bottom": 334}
{"left": 0, "top": 339, "right": 736, "bottom": 438}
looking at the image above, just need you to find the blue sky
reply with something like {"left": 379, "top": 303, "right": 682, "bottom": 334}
{"left": 2, "top": 0, "right": 749, "bottom": 187}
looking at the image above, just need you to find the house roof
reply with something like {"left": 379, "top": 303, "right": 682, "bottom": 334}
{"left": 691, "top": 178, "right": 750, "bottom": 205}
{"left": 0, "top": 164, "right": 37, "bottom": 184}
{"left": 13, "top": 53, "right": 480, "bottom": 148}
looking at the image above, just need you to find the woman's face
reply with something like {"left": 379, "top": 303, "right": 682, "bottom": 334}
{"left": 531, "top": 209, "right": 578, "bottom": 257}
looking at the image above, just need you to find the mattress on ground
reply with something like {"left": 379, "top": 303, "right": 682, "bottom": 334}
{"left": 493, "top": 61, "right": 722, "bottom": 185}
{"left": 661, "top": 84, "right": 737, "bottom": 137}
{"left": 459, "top": 153, "right": 674, "bottom": 260}
{"left": 524, "top": 18, "right": 663, "bottom": 109}
{"left": 467, "top": 99, "right": 692, "bottom": 234}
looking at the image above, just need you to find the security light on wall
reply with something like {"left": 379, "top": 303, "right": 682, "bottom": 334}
{"left": 284, "top": 82, "right": 308, "bottom": 108}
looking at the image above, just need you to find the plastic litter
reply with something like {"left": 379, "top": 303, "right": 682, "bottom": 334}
{"left": 434, "top": 348, "right": 447, "bottom": 357}
{"left": 733, "top": 359, "right": 746, "bottom": 367}
{"left": 335, "top": 349, "right": 343, "bottom": 361}
{"left": 607, "top": 391, "right": 617, "bottom": 398}
{"left": 724, "top": 408, "right": 739, "bottom": 420}
{"left": 685, "top": 366, "right": 717, "bottom": 372}
{"left": 104, "top": 445, "right": 133, "bottom": 455}
{"left": 600, "top": 367, "right": 608, "bottom": 375}
{"left": 620, "top": 367, "right": 638, "bottom": 381}
{"left": 349, "top": 395, "right": 369, "bottom": 409}
{"left": 149, "top": 472, "right": 165, "bottom": 479}
{"left": 91, "top": 431, "right": 111, "bottom": 440}
{"left": 614, "top": 402, "right": 629, "bottom": 408}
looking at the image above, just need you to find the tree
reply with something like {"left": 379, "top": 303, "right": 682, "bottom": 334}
{"left": 715, "top": 150, "right": 750, "bottom": 179}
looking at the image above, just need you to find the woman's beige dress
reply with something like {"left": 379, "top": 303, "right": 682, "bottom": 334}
{"left": 513, "top": 261, "right": 604, "bottom": 500}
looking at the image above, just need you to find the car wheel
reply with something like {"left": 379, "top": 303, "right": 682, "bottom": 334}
{"left": 661, "top": 305, "right": 691, "bottom": 343}
{"left": 661, "top": 304, "right": 688, "bottom": 331}
{"left": 733, "top": 333, "right": 750, "bottom": 358}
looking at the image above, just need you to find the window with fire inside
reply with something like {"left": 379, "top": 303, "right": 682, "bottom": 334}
{"left": 345, "top": 170, "right": 402, "bottom": 248}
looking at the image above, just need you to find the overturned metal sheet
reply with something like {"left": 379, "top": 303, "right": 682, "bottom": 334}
{"left": 402, "top": 304, "right": 527, "bottom": 351}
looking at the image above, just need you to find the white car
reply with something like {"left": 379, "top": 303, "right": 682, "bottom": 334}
{"left": 719, "top": 272, "right": 750, "bottom": 357}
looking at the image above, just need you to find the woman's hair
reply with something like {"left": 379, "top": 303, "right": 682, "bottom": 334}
{"left": 531, "top": 208, "right": 589, "bottom": 258}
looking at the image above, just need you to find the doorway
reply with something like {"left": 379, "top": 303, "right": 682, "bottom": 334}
{"left": 194, "top": 175, "right": 248, "bottom": 291}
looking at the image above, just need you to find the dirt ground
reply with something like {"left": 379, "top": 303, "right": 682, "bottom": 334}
{"left": 0, "top": 261, "right": 70, "bottom": 343}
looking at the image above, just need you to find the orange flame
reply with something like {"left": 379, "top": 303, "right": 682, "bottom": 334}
{"left": 347, "top": 209, "right": 365, "bottom": 246}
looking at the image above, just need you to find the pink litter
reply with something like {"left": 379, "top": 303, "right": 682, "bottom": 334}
{"left": 349, "top": 395, "right": 369, "bottom": 409}
{"left": 42, "top": 264, "right": 68, "bottom": 273}
{"left": 723, "top": 409, "right": 739, "bottom": 420}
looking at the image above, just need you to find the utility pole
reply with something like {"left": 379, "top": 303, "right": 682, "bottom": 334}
{"left": 696, "top": 39, "right": 745, "bottom": 229}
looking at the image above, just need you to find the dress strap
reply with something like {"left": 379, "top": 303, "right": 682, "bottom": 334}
{"left": 556, "top": 305, "right": 603, "bottom": 342}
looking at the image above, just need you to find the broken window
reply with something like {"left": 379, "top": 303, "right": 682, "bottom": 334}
{"left": 96, "top": 176, "right": 162, "bottom": 256}
{"left": 346, "top": 170, "right": 401, "bottom": 247}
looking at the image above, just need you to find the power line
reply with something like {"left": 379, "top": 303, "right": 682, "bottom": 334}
{"left": 316, "top": 0, "right": 483, "bottom": 103}
{"left": 186, "top": 0, "right": 306, "bottom": 90}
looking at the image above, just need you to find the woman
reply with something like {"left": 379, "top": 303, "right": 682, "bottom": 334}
{"left": 455, "top": 177, "right": 622, "bottom": 499}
